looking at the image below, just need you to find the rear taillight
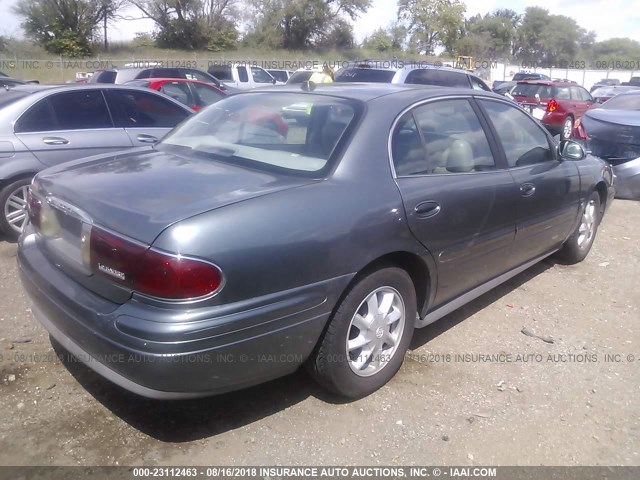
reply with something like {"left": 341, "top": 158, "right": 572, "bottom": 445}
{"left": 27, "top": 189, "right": 42, "bottom": 230}
{"left": 572, "top": 118, "right": 589, "bottom": 140}
{"left": 546, "top": 99, "right": 558, "bottom": 113}
{"left": 90, "top": 226, "right": 223, "bottom": 301}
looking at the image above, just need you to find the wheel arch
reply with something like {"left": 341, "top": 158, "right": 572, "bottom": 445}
{"left": 333, "top": 250, "right": 435, "bottom": 323}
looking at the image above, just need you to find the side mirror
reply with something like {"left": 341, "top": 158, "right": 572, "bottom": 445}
{"left": 559, "top": 140, "right": 586, "bottom": 160}
{"left": 272, "top": 78, "right": 277, "bottom": 85}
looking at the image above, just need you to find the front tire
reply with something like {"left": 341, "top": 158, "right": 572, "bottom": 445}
{"left": 0, "top": 177, "right": 32, "bottom": 240}
{"left": 556, "top": 191, "right": 601, "bottom": 264}
{"left": 308, "top": 267, "right": 416, "bottom": 398}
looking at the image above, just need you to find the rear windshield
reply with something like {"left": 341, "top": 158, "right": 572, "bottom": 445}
{"left": 287, "top": 71, "right": 315, "bottom": 84}
{"left": 603, "top": 94, "right": 640, "bottom": 110}
{"left": 512, "top": 84, "right": 554, "bottom": 99}
{"left": 89, "top": 70, "right": 117, "bottom": 83}
{"left": 208, "top": 67, "right": 233, "bottom": 81}
{"left": 158, "top": 93, "right": 361, "bottom": 175}
{"left": 335, "top": 68, "right": 396, "bottom": 83}
{"left": 405, "top": 69, "right": 470, "bottom": 87}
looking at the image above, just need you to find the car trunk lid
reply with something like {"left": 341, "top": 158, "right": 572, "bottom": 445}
{"left": 583, "top": 110, "right": 640, "bottom": 164}
{"left": 30, "top": 148, "right": 315, "bottom": 303}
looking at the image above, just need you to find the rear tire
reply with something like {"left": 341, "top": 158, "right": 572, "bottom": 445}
{"left": 307, "top": 267, "right": 416, "bottom": 398}
{"left": 0, "top": 177, "right": 32, "bottom": 241}
{"left": 556, "top": 191, "right": 601, "bottom": 264}
{"left": 561, "top": 116, "right": 574, "bottom": 140}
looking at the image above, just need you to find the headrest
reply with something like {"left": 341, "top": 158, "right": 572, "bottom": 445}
{"left": 446, "top": 139, "right": 474, "bottom": 173}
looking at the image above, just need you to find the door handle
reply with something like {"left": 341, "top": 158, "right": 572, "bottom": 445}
{"left": 43, "top": 137, "right": 69, "bottom": 145}
{"left": 136, "top": 134, "right": 159, "bottom": 144}
{"left": 414, "top": 201, "right": 441, "bottom": 218}
{"left": 520, "top": 183, "right": 536, "bottom": 197}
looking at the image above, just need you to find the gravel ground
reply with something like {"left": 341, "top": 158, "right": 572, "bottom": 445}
{"left": 0, "top": 200, "right": 639, "bottom": 466}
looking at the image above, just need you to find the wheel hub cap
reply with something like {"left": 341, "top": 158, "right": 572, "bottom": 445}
{"left": 577, "top": 199, "right": 596, "bottom": 248}
{"left": 346, "top": 286, "right": 406, "bottom": 377}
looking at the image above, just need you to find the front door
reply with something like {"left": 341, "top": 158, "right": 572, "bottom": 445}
{"left": 477, "top": 99, "right": 581, "bottom": 265}
{"left": 104, "top": 89, "right": 191, "bottom": 147}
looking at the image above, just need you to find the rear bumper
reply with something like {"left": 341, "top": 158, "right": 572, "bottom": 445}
{"left": 611, "top": 158, "right": 640, "bottom": 200}
{"left": 18, "top": 229, "right": 348, "bottom": 399}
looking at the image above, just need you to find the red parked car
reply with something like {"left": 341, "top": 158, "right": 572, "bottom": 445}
{"left": 511, "top": 80, "right": 595, "bottom": 139}
{"left": 127, "top": 77, "right": 289, "bottom": 137}
{"left": 125, "top": 78, "right": 226, "bottom": 111}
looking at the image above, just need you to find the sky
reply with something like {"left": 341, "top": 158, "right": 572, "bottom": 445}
{"left": 1, "top": 0, "right": 640, "bottom": 45}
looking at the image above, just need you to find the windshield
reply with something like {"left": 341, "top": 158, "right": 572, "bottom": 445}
{"left": 603, "top": 94, "right": 640, "bottom": 110}
{"left": 158, "top": 93, "right": 361, "bottom": 174}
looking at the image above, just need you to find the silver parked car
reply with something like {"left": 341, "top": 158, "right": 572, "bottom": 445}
{"left": 0, "top": 84, "right": 192, "bottom": 239}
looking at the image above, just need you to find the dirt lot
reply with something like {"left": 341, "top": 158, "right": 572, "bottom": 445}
{"left": 0, "top": 200, "right": 638, "bottom": 467}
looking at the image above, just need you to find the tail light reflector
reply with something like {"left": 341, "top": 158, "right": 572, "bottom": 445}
{"left": 572, "top": 118, "right": 589, "bottom": 140}
{"left": 546, "top": 99, "right": 558, "bottom": 113}
{"left": 27, "top": 190, "right": 42, "bottom": 230}
{"left": 90, "top": 226, "right": 223, "bottom": 301}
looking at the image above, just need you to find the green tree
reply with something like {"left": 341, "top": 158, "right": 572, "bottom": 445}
{"left": 128, "top": 0, "right": 239, "bottom": 50}
{"left": 362, "top": 28, "right": 393, "bottom": 53}
{"left": 590, "top": 38, "right": 640, "bottom": 63}
{"left": 397, "top": 0, "right": 466, "bottom": 55}
{"left": 513, "top": 7, "right": 592, "bottom": 66}
{"left": 244, "top": 0, "right": 370, "bottom": 50}
{"left": 14, "top": 0, "right": 121, "bottom": 56}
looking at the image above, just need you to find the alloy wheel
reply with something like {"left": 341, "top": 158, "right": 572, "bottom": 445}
{"left": 4, "top": 185, "right": 29, "bottom": 234}
{"left": 577, "top": 199, "right": 597, "bottom": 248}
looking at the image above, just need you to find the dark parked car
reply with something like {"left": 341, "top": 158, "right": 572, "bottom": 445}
{"left": 512, "top": 80, "right": 595, "bottom": 139}
{"left": 0, "top": 84, "right": 193, "bottom": 239}
{"left": 125, "top": 78, "right": 226, "bottom": 111}
{"left": 590, "top": 85, "right": 640, "bottom": 104}
{"left": 18, "top": 85, "right": 614, "bottom": 400}
{"left": 590, "top": 78, "right": 621, "bottom": 93}
{"left": 334, "top": 64, "right": 492, "bottom": 91}
{"left": 573, "top": 90, "right": 640, "bottom": 199}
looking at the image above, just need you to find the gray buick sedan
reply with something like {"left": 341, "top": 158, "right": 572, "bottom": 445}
{"left": 18, "top": 84, "right": 615, "bottom": 399}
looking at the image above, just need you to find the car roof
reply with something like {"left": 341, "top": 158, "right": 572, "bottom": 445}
{"left": 251, "top": 82, "right": 502, "bottom": 102}
{"left": 139, "top": 77, "right": 217, "bottom": 86}
{"left": 516, "top": 80, "right": 576, "bottom": 86}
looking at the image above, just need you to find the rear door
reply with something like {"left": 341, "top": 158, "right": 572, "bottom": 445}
{"left": 391, "top": 98, "right": 518, "bottom": 307}
{"left": 571, "top": 86, "right": 594, "bottom": 117}
{"left": 104, "top": 89, "right": 191, "bottom": 146}
{"left": 14, "top": 89, "right": 132, "bottom": 167}
{"left": 477, "top": 98, "right": 581, "bottom": 264}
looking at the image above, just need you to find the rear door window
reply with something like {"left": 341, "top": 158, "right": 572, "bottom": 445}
{"left": 159, "top": 82, "right": 194, "bottom": 106}
{"left": 391, "top": 99, "right": 496, "bottom": 175}
{"left": 16, "top": 90, "right": 112, "bottom": 133}
{"left": 105, "top": 89, "right": 190, "bottom": 128}
{"left": 237, "top": 67, "right": 249, "bottom": 83}
{"left": 556, "top": 87, "right": 571, "bottom": 100}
